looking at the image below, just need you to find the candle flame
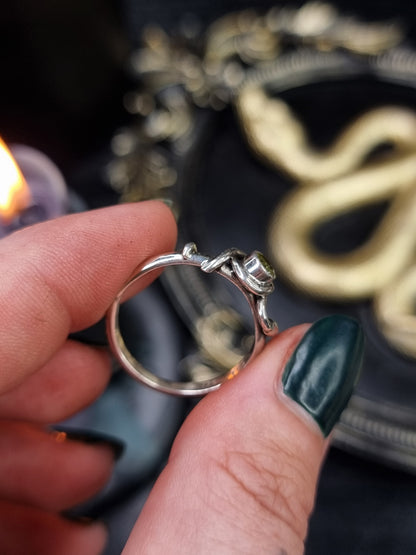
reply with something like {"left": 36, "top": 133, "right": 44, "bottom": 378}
{"left": 0, "top": 137, "right": 31, "bottom": 224}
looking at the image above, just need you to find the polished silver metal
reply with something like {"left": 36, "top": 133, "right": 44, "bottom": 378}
{"left": 106, "top": 242, "right": 278, "bottom": 396}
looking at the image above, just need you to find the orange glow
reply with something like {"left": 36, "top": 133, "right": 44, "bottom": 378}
{"left": 0, "top": 137, "right": 31, "bottom": 223}
{"left": 52, "top": 431, "right": 67, "bottom": 443}
{"left": 227, "top": 367, "right": 239, "bottom": 380}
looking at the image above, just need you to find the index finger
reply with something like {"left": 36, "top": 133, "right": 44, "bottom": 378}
{"left": 0, "top": 200, "right": 177, "bottom": 394}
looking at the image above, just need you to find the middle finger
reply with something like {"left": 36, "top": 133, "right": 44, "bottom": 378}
{"left": 0, "top": 420, "right": 117, "bottom": 511}
{"left": 0, "top": 340, "right": 111, "bottom": 423}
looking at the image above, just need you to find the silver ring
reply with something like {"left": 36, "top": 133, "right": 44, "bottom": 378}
{"left": 106, "top": 242, "right": 278, "bottom": 396}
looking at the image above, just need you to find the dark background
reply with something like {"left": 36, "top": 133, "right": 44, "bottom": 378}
{"left": 1, "top": 1, "right": 416, "bottom": 554}
{"left": 1, "top": 0, "right": 416, "bottom": 175}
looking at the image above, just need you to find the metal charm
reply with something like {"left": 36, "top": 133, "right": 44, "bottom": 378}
{"left": 106, "top": 243, "right": 278, "bottom": 396}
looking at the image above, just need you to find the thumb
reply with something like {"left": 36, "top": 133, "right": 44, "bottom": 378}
{"left": 124, "top": 315, "right": 364, "bottom": 554}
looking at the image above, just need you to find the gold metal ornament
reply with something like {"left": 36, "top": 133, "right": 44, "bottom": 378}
{"left": 236, "top": 87, "right": 416, "bottom": 183}
{"left": 107, "top": 4, "right": 416, "bottom": 469}
{"left": 236, "top": 88, "right": 416, "bottom": 299}
{"left": 108, "top": 3, "right": 416, "bottom": 361}
{"left": 236, "top": 69, "right": 416, "bottom": 360}
{"left": 267, "top": 151, "right": 416, "bottom": 300}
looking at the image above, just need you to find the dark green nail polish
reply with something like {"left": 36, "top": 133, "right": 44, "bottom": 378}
{"left": 63, "top": 514, "right": 96, "bottom": 525}
{"left": 282, "top": 315, "right": 364, "bottom": 437}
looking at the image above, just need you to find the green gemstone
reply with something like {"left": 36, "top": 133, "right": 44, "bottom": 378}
{"left": 254, "top": 251, "right": 276, "bottom": 281}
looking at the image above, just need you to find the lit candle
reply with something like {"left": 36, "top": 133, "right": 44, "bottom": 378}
{"left": 0, "top": 137, "right": 68, "bottom": 237}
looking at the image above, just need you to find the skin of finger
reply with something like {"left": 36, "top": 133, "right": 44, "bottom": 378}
{"left": 0, "top": 500, "right": 107, "bottom": 555}
{"left": 0, "top": 201, "right": 177, "bottom": 394}
{"left": 0, "top": 421, "right": 116, "bottom": 511}
{"left": 0, "top": 340, "right": 111, "bottom": 422}
{"left": 124, "top": 324, "right": 326, "bottom": 555}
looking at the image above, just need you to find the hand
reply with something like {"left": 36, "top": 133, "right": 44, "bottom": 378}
{"left": 0, "top": 200, "right": 363, "bottom": 554}
{"left": 0, "top": 200, "right": 176, "bottom": 554}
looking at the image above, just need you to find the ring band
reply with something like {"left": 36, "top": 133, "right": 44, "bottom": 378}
{"left": 106, "top": 242, "right": 278, "bottom": 396}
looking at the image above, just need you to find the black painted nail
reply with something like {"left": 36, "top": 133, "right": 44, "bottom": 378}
{"left": 53, "top": 428, "right": 124, "bottom": 460}
{"left": 282, "top": 315, "right": 364, "bottom": 437}
{"left": 64, "top": 514, "right": 97, "bottom": 525}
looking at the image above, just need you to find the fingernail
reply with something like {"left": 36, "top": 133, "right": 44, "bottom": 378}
{"left": 282, "top": 315, "right": 364, "bottom": 437}
{"left": 64, "top": 515, "right": 96, "bottom": 524}
{"left": 52, "top": 428, "right": 125, "bottom": 461}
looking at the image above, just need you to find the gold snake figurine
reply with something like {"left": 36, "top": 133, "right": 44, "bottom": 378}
{"left": 237, "top": 85, "right": 416, "bottom": 358}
